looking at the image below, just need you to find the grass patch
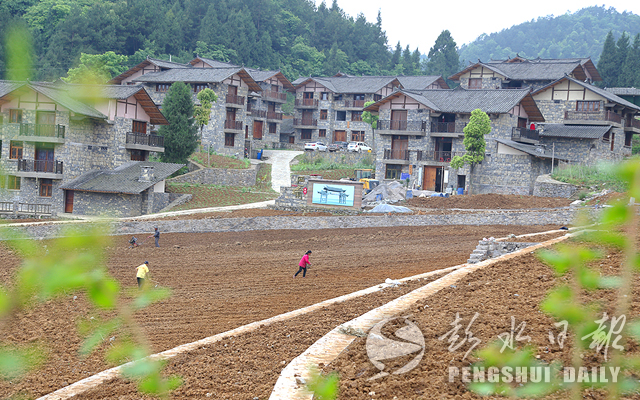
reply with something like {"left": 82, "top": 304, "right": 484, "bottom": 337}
{"left": 166, "top": 165, "right": 278, "bottom": 210}
{"left": 190, "top": 152, "right": 250, "bottom": 169}
{"left": 291, "top": 153, "right": 374, "bottom": 171}
{"left": 551, "top": 162, "right": 628, "bottom": 192}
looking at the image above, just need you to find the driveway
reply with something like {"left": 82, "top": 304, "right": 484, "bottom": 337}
{"left": 262, "top": 150, "right": 303, "bottom": 193}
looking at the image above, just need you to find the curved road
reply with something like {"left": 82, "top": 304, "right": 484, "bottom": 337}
{"left": 262, "top": 149, "right": 303, "bottom": 193}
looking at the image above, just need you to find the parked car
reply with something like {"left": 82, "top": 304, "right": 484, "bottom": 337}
{"left": 304, "top": 142, "right": 328, "bottom": 152}
{"left": 347, "top": 142, "right": 372, "bottom": 152}
{"left": 328, "top": 141, "right": 348, "bottom": 152}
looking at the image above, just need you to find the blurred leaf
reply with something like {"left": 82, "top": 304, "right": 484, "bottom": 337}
{"left": 138, "top": 371, "right": 162, "bottom": 394}
{"left": 0, "top": 344, "right": 45, "bottom": 380}
{"left": 134, "top": 287, "right": 171, "bottom": 310}
{"left": 469, "top": 382, "right": 496, "bottom": 396}
{"left": 123, "top": 358, "right": 159, "bottom": 378}
{"left": 541, "top": 287, "right": 588, "bottom": 324}
{"left": 599, "top": 203, "right": 630, "bottom": 226}
{"left": 306, "top": 366, "right": 339, "bottom": 400}
{"left": 80, "top": 319, "right": 121, "bottom": 356}
{"left": 0, "top": 288, "right": 10, "bottom": 317}
{"left": 87, "top": 275, "right": 119, "bottom": 309}
{"left": 577, "top": 267, "right": 600, "bottom": 290}
{"left": 106, "top": 341, "right": 143, "bottom": 365}
{"left": 5, "top": 21, "right": 33, "bottom": 81}
{"left": 598, "top": 276, "right": 622, "bottom": 288}
{"left": 629, "top": 320, "right": 640, "bottom": 342}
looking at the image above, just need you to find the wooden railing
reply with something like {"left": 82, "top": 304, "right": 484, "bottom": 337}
{"left": 564, "top": 110, "right": 622, "bottom": 124}
{"left": 19, "top": 123, "right": 65, "bottom": 138}
{"left": 17, "top": 159, "right": 64, "bottom": 174}
{"left": 343, "top": 100, "right": 366, "bottom": 108}
{"left": 126, "top": 133, "right": 164, "bottom": 147}
{"left": 416, "top": 151, "right": 465, "bottom": 162}
{"left": 18, "top": 203, "right": 51, "bottom": 215}
{"left": 378, "top": 120, "right": 427, "bottom": 132}
{"left": 293, "top": 118, "right": 318, "bottom": 126}
{"left": 0, "top": 202, "right": 13, "bottom": 213}
{"left": 225, "top": 94, "right": 245, "bottom": 106}
{"left": 383, "top": 149, "right": 410, "bottom": 160}
{"left": 267, "top": 111, "right": 283, "bottom": 120}
{"left": 295, "top": 99, "right": 318, "bottom": 107}
{"left": 250, "top": 109, "right": 267, "bottom": 118}
{"left": 430, "top": 122, "right": 457, "bottom": 133}
{"left": 511, "top": 127, "right": 540, "bottom": 142}
{"left": 264, "top": 91, "right": 287, "bottom": 101}
{"left": 224, "top": 120, "right": 243, "bottom": 130}
{"left": 627, "top": 118, "right": 640, "bottom": 129}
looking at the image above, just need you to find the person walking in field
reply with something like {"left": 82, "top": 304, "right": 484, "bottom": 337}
{"left": 136, "top": 261, "right": 150, "bottom": 288}
{"left": 148, "top": 227, "right": 160, "bottom": 247}
{"left": 294, "top": 250, "right": 312, "bottom": 278}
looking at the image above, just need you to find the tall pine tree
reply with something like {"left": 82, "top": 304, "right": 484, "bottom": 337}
{"left": 159, "top": 81, "right": 198, "bottom": 164}
{"left": 423, "top": 30, "right": 460, "bottom": 85}
{"left": 613, "top": 32, "right": 630, "bottom": 87}
{"left": 622, "top": 33, "right": 640, "bottom": 87}
{"left": 597, "top": 31, "right": 617, "bottom": 88}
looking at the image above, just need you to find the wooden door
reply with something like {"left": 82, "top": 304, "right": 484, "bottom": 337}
{"left": 289, "top": 136, "right": 295, "bottom": 144}
{"left": 391, "top": 110, "right": 407, "bottom": 130}
{"left": 65, "top": 190, "right": 74, "bottom": 213}
{"left": 253, "top": 120, "right": 263, "bottom": 139}
{"left": 423, "top": 166, "right": 438, "bottom": 191}
{"left": 228, "top": 85, "right": 237, "bottom": 96}
{"left": 37, "top": 111, "right": 56, "bottom": 136}
{"left": 333, "top": 130, "right": 346, "bottom": 142}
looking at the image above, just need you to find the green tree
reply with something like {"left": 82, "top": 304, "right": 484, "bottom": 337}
{"left": 424, "top": 30, "right": 460, "bottom": 85}
{"left": 193, "top": 87, "right": 217, "bottom": 140}
{"left": 62, "top": 51, "right": 128, "bottom": 83}
{"left": 450, "top": 109, "right": 491, "bottom": 194}
{"left": 159, "top": 81, "right": 198, "bottom": 164}
{"left": 622, "top": 33, "right": 640, "bottom": 87}
{"left": 597, "top": 31, "right": 617, "bottom": 87}
{"left": 613, "top": 31, "right": 630, "bottom": 86}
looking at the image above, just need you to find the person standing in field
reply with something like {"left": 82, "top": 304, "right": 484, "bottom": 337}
{"left": 136, "top": 261, "right": 150, "bottom": 288}
{"left": 148, "top": 227, "right": 160, "bottom": 247}
{"left": 294, "top": 250, "right": 312, "bottom": 278}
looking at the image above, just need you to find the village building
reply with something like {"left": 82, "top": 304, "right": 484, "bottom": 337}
{"left": 0, "top": 80, "right": 181, "bottom": 217}
{"left": 110, "top": 57, "right": 294, "bottom": 157}
{"left": 291, "top": 74, "right": 448, "bottom": 145}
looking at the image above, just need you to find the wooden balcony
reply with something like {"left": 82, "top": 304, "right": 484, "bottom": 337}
{"left": 295, "top": 99, "right": 318, "bottom": 108}
{"left": 267, "top": 111, "right": 283, "bottom": 121}
{"left": 416, "top": 151, "right": 465, "bottom": 162}
{"left": 511, "top": 127, "right": 540, "bottom": 144}
{"left": 377, "top": 120, "right": 427, "bottom": 136}
{"left": 225, "top": 94, "right": 245, "bottom": 107}
{"left": 126, "top": 133, "right": 164, "bottom": 151}
{"left": 224, "top": 120, "right": 243, "bottom": 133}
{"left": 383, "top": 149, "right": 410, "bottom": 161}
{"left": 293, "top": 118, "right": 318, "bottom": 128}
{"left": 249, "top": 109, "right": 267, "bottom": 119}
{"left": 18, "top": 123, "right": 66, "bottom": 143}
{"left": 263, "top": 91, "right": 287, "bottom": 103}
{"left": 343, "top": 100, "right": 366, "bottom": 109}
{"left": 430, "top": 121, "right": 466, "bottom": 137}
{"left": 16, "top": 159, "right": 64, "bottom": 179}
{"left": 624, "top": 117, "right": 640, "bottom": 133}
{"left": 564, "top": 110, "right": 622, "bottom": 126}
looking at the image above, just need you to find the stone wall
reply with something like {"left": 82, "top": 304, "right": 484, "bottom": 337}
{"left": 296, "top": 151, "right": 374, "bottom": 166}
{"left": 467, "top": 239, "right": 541, "bottom": 264}
{"left": 532, "top": 174, "right": 579, "bottom": 198}
{"left": 169, "top": 162, "right": 261, "bottom": 187}
{"left": 71, "top": 191, "right": 144, "bottom": 218}
{"left": 471, "top": 151, "right": 551, "bottom": 195}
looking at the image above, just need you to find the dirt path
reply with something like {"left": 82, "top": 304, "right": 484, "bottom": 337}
{"left": 0, "top": 224, "right": 557, "bottom": 399}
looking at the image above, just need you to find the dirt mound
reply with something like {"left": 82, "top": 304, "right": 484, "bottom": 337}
{"left": 406, "top": 193, "right": 574, "bottom": 209}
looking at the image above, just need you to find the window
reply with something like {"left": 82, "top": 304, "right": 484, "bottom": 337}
{"left": 385, "top": 164, "right": 402, "bottom": 180}
{"left": 336, "top": 111, "right": 346, "bottom": 121}
{"left": 193, "top": 83, "right": 207, "bottom": 93}
{"left": 374, "top": 94, "right": 382, "bottom": 102}
{"left": 603, "top": 131, "right": 610, "bottom": 142}
{"left": 156, "top": 84, "right": 170, "bottom": 92}
{"left": 351, "top": 111, "right": 362, "bottom": 122}
{"left": 334, "top": 94, "right": 343, "bottom": 101}
{"left": 132, "top": 120, "right": 147, "bottom": 134}
{"left": 351, "top": 131, "right": 365, "bottom": 141}
{"left": 319, "top": 129, "right": 326, "bottom": 138}
{"left": 320, "top": 109, "right": 328, "bottom": 120}
{"left": 301, "top": 129, "right": 312, "bottom": 140}
{"left": 9, "top": 109, "right": 22, "bottom": 123}
{"left": 10, "top": 141, "right": 23, "bottom": 159}
{"left": 131, "top": 150, "right": 146, "bottom": 161}
{"left": 354, "top": 94, "right": 365, "bottom": 101}
{"left": 39, "top": 179, "right": 52, "bottom": 197}
{"left": 269, "top": 122, "right": 277, "bottom": 134}
{"left": 468, "top": 78, "right": 482, "bottom": 90}
{"left": 321, "top": 92, "right": 329, "bottom": 100}
{"left": 303, "top": 92, "right": 314, "bottom": 99}
{"left": 7, "top": 176, "right": 20, "bottom": 190}
{"left": 225, "top": 133, "right": 235, "bottom": 147}
{"left": 576, "top": 101, "right": 600, "bottom": 112}
{"left": 625, "top": 132, "right": 633, "bottom": 147}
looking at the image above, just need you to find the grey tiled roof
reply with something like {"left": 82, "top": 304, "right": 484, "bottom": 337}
{"left": 29, "top": 83, "right": 107, "bottom": 119}
{"left": 194, "top": 57, "right": 239, "bottom": 69}
{"left": 131, "top": 67, "right": 242, "bottom": 83}
{"left": 539, "top": 124, "right": 611, "bottom": 139}
{"left": 534, "top": 76, "right": 640, "bottom": 111}
{"left": 493, "top": 138, "right": 563, "bottom": 160}
{"left": 0, "top": 80, "right": 24, "bottom": 97}
{"left": 148, "top": 57, "right": 192, "bottom": 69}
{"left": 396, "top": 76, "right": 447, "bottom": 89}
{"left": 60, "top": 161, "right": 184, "bottom": 194}
{"left": 483, "top": 60, "right": 583, "bottom": 81}
{"left": 405, "top": 88, "right": 532, "bottom": 113}
{"left": 292, "top": 77, "right": 308, "bottom": 85}
{"left": 605, "top": 87, "right": 640, "bottom": 96}
{"left": 296, "top": 76, "right": 399, "bottom": 93}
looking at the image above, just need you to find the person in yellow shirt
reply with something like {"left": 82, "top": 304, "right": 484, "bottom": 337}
{"left": 136, "top": 261, "right": 150, "bottom": 288}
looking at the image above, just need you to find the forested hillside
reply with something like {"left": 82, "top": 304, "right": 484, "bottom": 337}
{"left": 0, "top": 0, "right": 429, "bottom": 81}
{"left": 459, "top": 6, "right": 640, "bottom": 65}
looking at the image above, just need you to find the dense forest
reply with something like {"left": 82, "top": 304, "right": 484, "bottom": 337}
{"left": 0, "top": 0, "right": 435, "bottom": 81}
{"left": 459, "top": 6, "right": 640, "bottom": 65}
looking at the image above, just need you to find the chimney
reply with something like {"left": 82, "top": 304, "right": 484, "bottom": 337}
{"left": 139, "top": 166, "right": 154, "bottom": 182}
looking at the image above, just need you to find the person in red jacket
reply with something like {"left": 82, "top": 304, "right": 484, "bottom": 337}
{"left": 294, "top": 250, "right": 312, "bottom": 278}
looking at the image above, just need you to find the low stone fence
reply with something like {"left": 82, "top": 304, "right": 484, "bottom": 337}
{"left": 168, "top": 161, "right": 261, "bottom": 187}
{"left": 533, "top": 174, "right": 579, "bottom": 198}
{"left": 467, "top": 239, "right": 540, "bottom": 264}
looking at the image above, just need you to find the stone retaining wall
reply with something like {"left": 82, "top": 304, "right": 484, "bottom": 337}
{"left": 532, "top": 174, "right": 579, "bottom": 198}
{"left": 168, "top": 162, "right": 261, "bottom": 187}
{"left": 467, "top": 240, "right": 540, "bottom": 264}
{"left": 297, "top": 151, "right": 374, "bottom": 166}
{"left": 2, "top": 208, "right": 580, "bottom": 241}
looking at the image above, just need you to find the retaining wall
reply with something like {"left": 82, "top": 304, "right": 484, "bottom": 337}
{"left": 168, "top": 162, "right": 261, "bottom": 187}
{"left": 532, "top": 174, "right": 579, "bottom": 198}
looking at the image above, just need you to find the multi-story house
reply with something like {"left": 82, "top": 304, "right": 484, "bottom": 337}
{"left": 0, "top": 81, "right": 181, "bottom": 217}
{"left": 450, "top": 56, "right": 601, "bottom": 91}
{"left": 364, "top": 88, "right": 545, "bottom": 194}
{"left": 291, "top": 75, "right": 448, "bottom": 145}
{"left": 110, "top": 57, "right": 294, "bottom": 156}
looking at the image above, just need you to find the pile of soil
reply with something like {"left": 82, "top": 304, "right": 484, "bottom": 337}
{"left": 406, "top": 194, "right": 574, "bottom": 210}
{"left": 0, "top": 224, "right": 557, "bottom": 399}
{"left": 326, "top": 235, "right": 640, "bottom": 399}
